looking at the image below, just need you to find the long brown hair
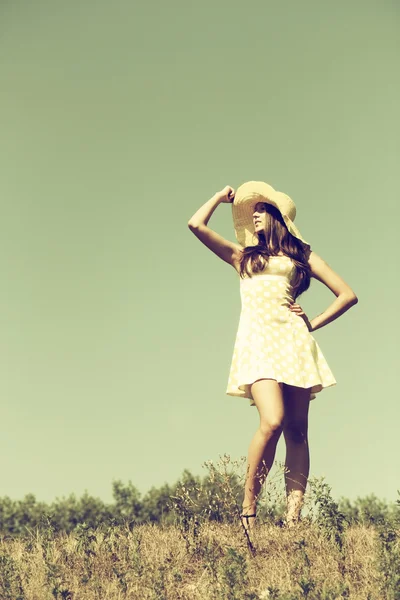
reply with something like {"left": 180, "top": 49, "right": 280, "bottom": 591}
{"left": 238, "top": 203, "right": 312, "bottom": 301}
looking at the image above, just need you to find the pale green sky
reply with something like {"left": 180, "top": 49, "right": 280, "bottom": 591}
{"left": 0, "top": 0, "right": 398, "bottom": 507}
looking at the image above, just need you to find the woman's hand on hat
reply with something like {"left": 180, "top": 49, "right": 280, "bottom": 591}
{"left": 289, "top": 303, "right": 313, "bottom": 332}
{"left": 218, "top": 186, "right": 236, "bottom": 203}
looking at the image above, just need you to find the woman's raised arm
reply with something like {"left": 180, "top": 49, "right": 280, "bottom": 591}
{"left": 188, "top": 189, "right": 242, "bottom": 268}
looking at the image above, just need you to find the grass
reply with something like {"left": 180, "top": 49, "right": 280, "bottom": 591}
{"left": 0, "top": 455, "right": 399, "bottom": 599}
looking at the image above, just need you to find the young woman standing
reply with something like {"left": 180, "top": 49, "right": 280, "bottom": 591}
{"left": 188, "top": 181, "right": 358, "bottom": 532}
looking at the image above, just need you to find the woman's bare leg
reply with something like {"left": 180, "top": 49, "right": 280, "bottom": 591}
{"left": 282, "top": 384, "right": 312, "bottom": 525}
{"left": 242, "top": 379, "right": 285, "bottom": 528}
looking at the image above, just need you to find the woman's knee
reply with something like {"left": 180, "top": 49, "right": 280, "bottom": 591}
{"left": 283, "top": 419, "right": 308, "bottom": 444}
{"left": 259, "top": 419, "right": 283, "bottom": 437}
{"left": 251, "top": 378, "right": 285, "bottom": 436}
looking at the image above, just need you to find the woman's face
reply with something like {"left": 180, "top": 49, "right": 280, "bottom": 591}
{"left": 252, "top": 202, "right": 269, "bottom": 232}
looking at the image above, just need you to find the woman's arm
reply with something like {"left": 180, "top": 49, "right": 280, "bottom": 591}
{"left": 188, "top": 192, "right": 224, "bottom": 227}
{"left": 310, "top": 295, "right": 358, "bottom": 332}
{"left": 188, "top": 190, "right": 243, "bottom": 268}
{"left": 308, "top": 251, "right": 358, "bottom": 332}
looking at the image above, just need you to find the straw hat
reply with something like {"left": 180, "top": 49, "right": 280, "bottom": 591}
{"left": 232, "top": 181, "right": 310, "bottom": 248}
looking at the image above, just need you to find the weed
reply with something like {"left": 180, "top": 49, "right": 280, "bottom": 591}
{"left": 169, "top": 481, "right": 203, "bottom": 556}
{"left": 306, "top": 476, "right": 349, "bottom": 552}
{"left": 217, "top": 546, "right": 257, "bottom": 599}
{"left": 0, "top": 553, "right": 25, "bottom": 600}
{"left": 374, "top": 518, "right": 400, "bottom": 599}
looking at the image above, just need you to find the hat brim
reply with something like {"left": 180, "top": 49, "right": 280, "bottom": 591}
{"left": 232, "top": 196, "right": 309, "bottom": 248}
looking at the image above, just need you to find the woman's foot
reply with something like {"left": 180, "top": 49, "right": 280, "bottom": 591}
{"left": 275, "top": 515, "right": 301, "bottom": 529}
{"left": 286, "top": 515, "right": 300, "bottom": 528}
{"left": 240, "top": 502, "right": 257, "bottom": 532}
{"left": 240, "top": 512, "right": 257, "bottom": 533}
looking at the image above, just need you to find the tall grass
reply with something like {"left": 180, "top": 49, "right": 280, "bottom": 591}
{"left": 0, "top": 455, "right": 399, "bottom": 599}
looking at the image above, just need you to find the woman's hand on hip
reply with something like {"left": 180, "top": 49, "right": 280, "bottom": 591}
{"left": 289, "top": 303, "right": 313, "bottom": 332}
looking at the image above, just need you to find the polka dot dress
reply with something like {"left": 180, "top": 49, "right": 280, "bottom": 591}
{"left": 226, "top": 256, "right": 337, "bottom": 406}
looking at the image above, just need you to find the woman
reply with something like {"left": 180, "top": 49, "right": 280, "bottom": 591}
{"left": 188, "top": 181, "right": 358, "bottom": 532}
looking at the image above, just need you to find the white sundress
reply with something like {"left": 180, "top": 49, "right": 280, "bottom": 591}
{"left": 226, "top": 255, "right": 337, "bottom": 407}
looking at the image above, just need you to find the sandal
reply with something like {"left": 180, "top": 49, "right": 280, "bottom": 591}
{"left": 240, "top": 513, "right": 257, "bottom": 532}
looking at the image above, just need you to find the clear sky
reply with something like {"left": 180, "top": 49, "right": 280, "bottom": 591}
{"left": 0, "top": 0, "right": 398, "bottom": 507}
